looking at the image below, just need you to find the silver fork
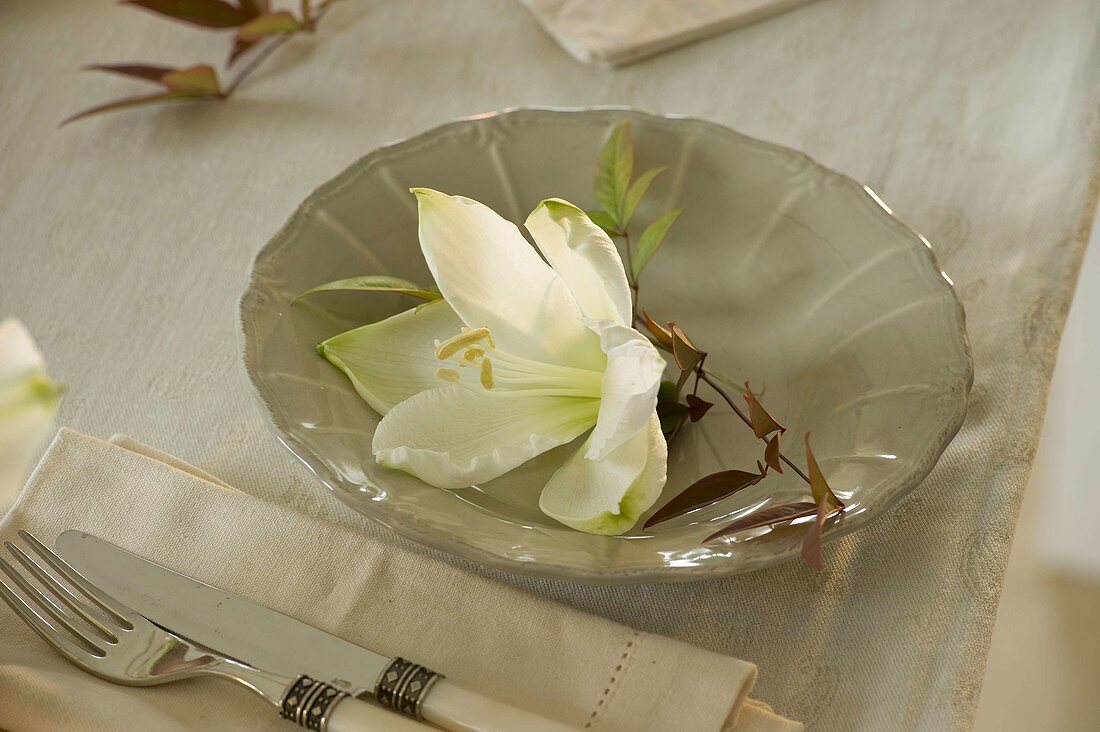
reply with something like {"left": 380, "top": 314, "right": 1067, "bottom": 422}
{"left": 0, "top": 530, "right": 427, "bottom": 731}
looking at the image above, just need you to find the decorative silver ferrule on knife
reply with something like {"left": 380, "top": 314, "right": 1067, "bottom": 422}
{"left": 375, "top": 657, "right": 443, "bottom": 720}
{"left": 280, "top": 675, "right": 348, "bottom": 731}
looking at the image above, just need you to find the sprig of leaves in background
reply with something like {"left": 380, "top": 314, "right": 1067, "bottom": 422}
{"left": 62, "top": 0, "right": 340, "bottom": 126}
{"left": 595, "top": 119, "right": 845, "bottom": 569}
{"left": 589, "top": 121, "right": 683, "bottom": 320}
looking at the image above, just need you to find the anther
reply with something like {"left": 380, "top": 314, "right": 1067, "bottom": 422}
{"left": 480, "top": 358, "right": 494, "bottom": 390}
{"left": 436, "top": 368, "right": 461, "bottom": 383}
{"left": 436, "top": 328, "right": 492, "bottom": 360}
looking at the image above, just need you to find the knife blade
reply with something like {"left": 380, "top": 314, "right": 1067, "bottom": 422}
{"left": 55, "top": 530, "right": 384, "bottom": 696}
{"left": 55, "top": 530, "right": 578, "bottom": 731}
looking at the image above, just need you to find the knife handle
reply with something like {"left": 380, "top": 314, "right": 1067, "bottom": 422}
{"left": 374, "top": 657, "right": 575, "bottom": 732}
{"left": 328, "top": 697, "right": 432, "bottom": 731}
{"left": 279, "top": 675, "right": 429, "bottom": 731}
{"left": 421, "top": 679, "right": 577, "bottom": 732}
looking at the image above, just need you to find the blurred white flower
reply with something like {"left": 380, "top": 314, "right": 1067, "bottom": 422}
{"left": 0, "top": 318, "right": 62, "bottom": 510}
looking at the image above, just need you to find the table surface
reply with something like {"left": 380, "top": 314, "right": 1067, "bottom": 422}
{"left": 3, "top": 1, "right": 1099, "bottom": 729}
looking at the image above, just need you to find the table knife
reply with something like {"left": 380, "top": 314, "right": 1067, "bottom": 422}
{"left": 55, "top": 530, "right": 574, "bottom": 732}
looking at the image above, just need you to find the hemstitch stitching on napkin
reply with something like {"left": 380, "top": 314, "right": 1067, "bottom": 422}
{"left": 584, "top": 630, "right": 641, "bottom": 729}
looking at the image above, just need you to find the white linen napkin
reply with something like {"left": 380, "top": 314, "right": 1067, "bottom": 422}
{"left": 520, "top": 0, "right": 818, "bottom": 67}
{"left": 0, "top": 430, "right": 801, "bottom": 731}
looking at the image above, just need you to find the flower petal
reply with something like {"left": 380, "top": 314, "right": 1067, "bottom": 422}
{"left": 318, "top": 299, "right": 464, "bottom": 414}
{"left": 373, "top": 386, "right": 600, "bottom": 489}
{"left": 524, "top": 199, "right": 632, "bottom": 326}
{"left": 585, "top": 321, "right": 666, "bottom": 460}
{"left": 0, "top": 317, "right": 45, "bottom": 381}
{"left": 0, "top": 319, "right": 60, "bottom": 508}
{"left": 539, "top": 414, "right": 667, "bottom": 535}
{"left": 412, "top": 189, "right": 604, "bottom": 370}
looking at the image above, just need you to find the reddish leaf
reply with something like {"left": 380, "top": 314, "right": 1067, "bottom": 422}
{"left": 743, "top": 382, "right": 784, "bottom": 438}
{"left": 764, "top": 433, "right": 783, "bottom": 473}
{"left": 703, "top": 502, "right": 817, "bottom": 543}
{"left": 228, "top": 38, "right": 257, "bottom": 65}
{"left": 800, "top": 433, "right": 844, "bottom": 571}
{"left": 84, "top": 64, "right": 175, "bottom": 82}
{"left": 804, "top": 433, "right": 842, "bottom": 508}
{"left": 641, "top": 309, "right": 673, "bottom": 350}
{"left": 670, "top": 322, "right": 705, "bottom": 394}
{"left": 236, "top": 11, "right": 302, "bottom": 42}
{"left": 685, "top": 393, "right": 713, "bottom": 422}
{"left": 645, "top": 469, "right": 766, "bottom": 528}
{"left": 60, "top": 91, "right": 206, "bottom": 126}
{"left": 670, "top": 323, "right": 705, "bottom": 371}
{"left": 123, "top": 0, "right": 250, "bottom": 28}
{"left": 238, "top": 0, "right": 269, "bottom": 17}
{"left": 161, "top": 65, "right": 221, "bottom": 94}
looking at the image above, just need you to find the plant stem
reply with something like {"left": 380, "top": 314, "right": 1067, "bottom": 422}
{"left": 223, "top": 5, "right": 332, "bottom": 97}
{"left": 619, "top": 230, "right": 640, "bottom": 323}
{"left": 698, "top": 370, "right": 811, "bottom": 484}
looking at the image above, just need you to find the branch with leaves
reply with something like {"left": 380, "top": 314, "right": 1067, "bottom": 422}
{"left": 62, "top": 0, "right": 340, "bottom": 126}
{"left": 588, "top": 120, "right": 844, "bottom": 570}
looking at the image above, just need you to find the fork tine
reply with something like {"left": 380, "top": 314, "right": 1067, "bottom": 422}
{"left": 17, "top": 530, "right": 133, "bottom": 630}
{"left": 0, "top": 560, "right": 105, "bottom": 660}
{"left": 6, "top": 541, "right": 119, "bottom": 644}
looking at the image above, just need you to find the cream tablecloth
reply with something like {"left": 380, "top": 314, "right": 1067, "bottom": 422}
{"left": 1, "top": 0, "right": 1098, "bottom": 729}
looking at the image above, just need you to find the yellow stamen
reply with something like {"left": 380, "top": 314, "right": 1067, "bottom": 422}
{"left": 462, "top": 347, "right": 484, "bottom": 362}
{"left": 436, "top": 327, "right": 492, "bottom": 360}
{"left": 480, "top": 358, "right": 494, "bottom": 390}
{"left": 436, "top": 367, "right": 461, "bottom": 383}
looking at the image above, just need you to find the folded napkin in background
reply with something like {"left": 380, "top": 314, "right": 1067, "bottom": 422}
{"left": 0, "top": 429, "right": 801, "bottom": 732}
{"left": 520, "top": 0, "right": 817, "bottom": 67}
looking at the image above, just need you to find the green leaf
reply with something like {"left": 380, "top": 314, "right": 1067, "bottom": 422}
{"left": 703, "top": 502, "right": 818, "bottom": 543}
{"left": 594, "top": 120, "right": 633, "bottom": 227}
{"left": 632, "top": 208, "right": 682, "bottom": 280}
{"left": 123, "top": 0, "right": 249, "bottom": 28}
{"left": 236, "top": 10, "right": 302, "bottom": 41}
{"left": 657, "top": 401, "right": 690, "bottom": 437}
{"left": 646, "top": 468, "right": 767, "bottom": 528}
{"left": 295, "top": 276, "right": 442, "bottom": 303}
{"left": 60, "top": 91, "right": 209, "bottom": 126}
{"left": 621, "top": 165, "right": 666, "bottom": 228}
{"left": 657, "top": 379, "right": 680, "bottom": 404}
{"left": 161, "top": 65, "right": 221, "bottom": 95}
{"left": 586, "top": 209, "right": 621, "bottom": 237}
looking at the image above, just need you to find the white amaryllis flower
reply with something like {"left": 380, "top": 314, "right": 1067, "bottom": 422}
{"left": 320, "top": 189, "right": 668, "bottom": 534}
{"left": 0, "top": 318, "right": 62, "bottom": 509}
